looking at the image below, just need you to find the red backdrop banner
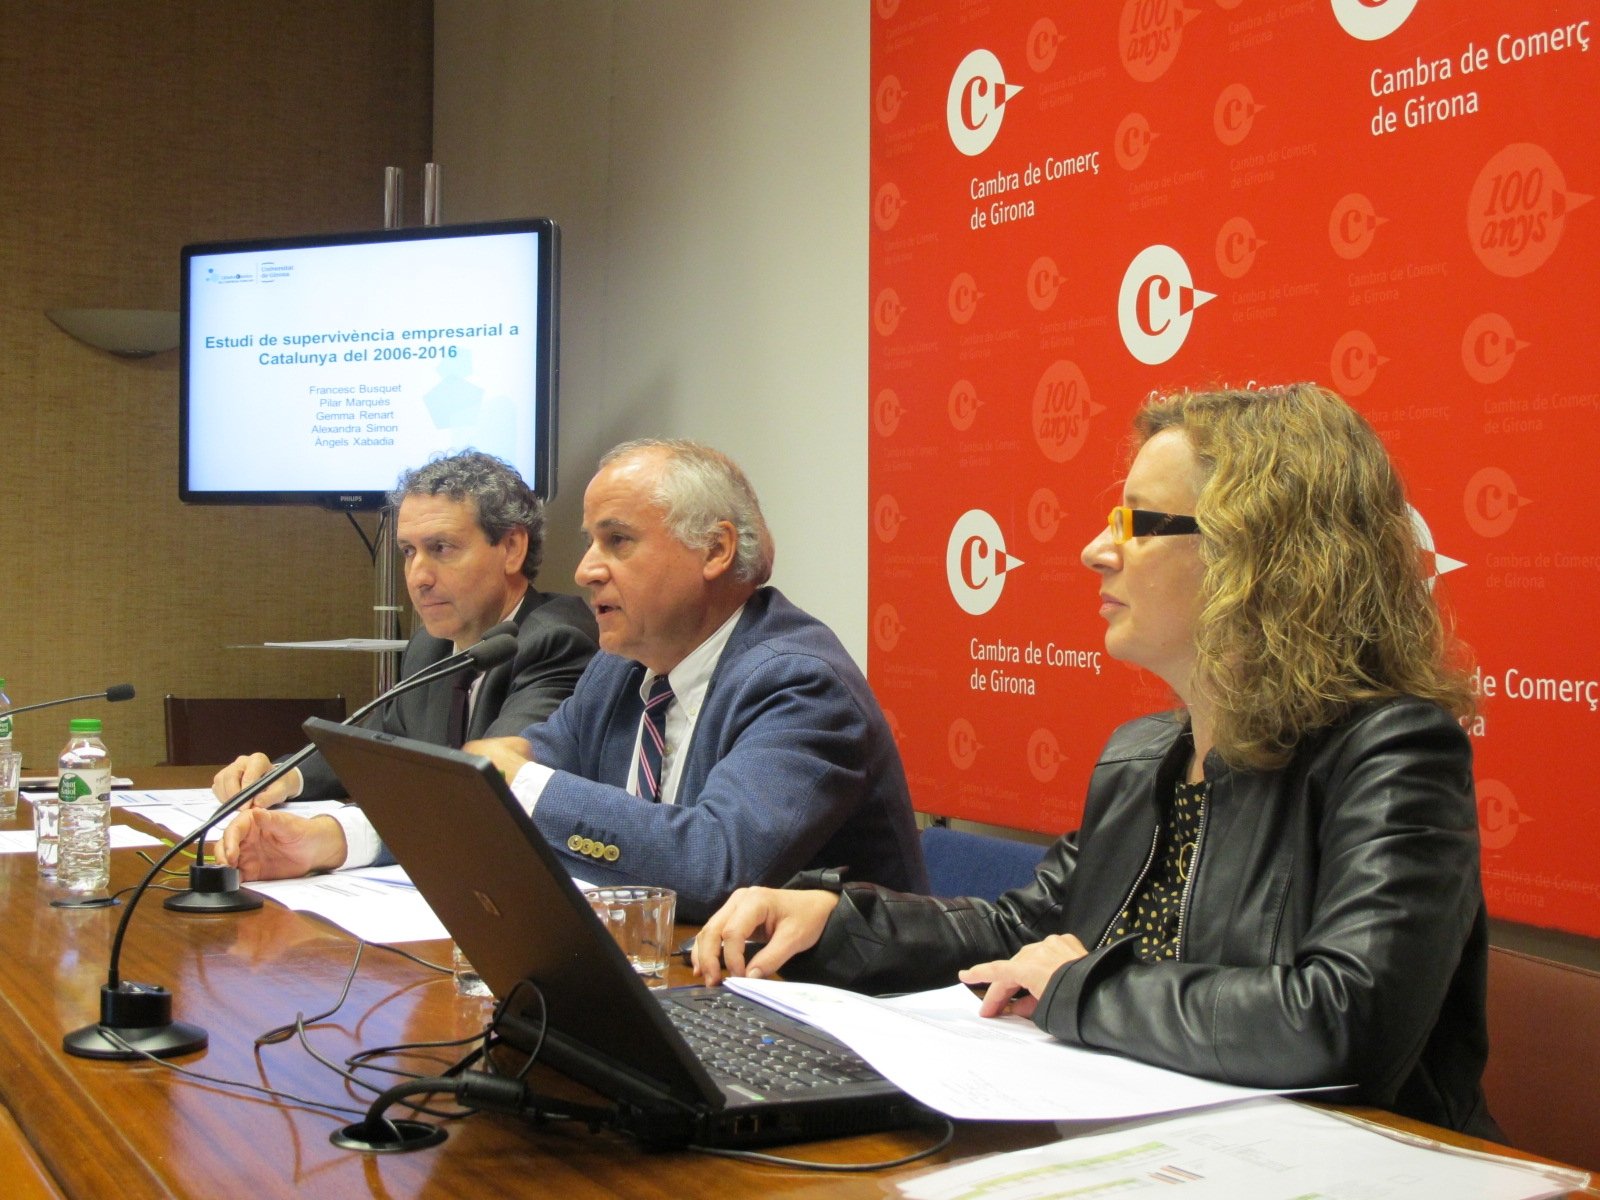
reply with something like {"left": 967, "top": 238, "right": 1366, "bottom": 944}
{"left": 868, "top": 0, "right": 1599, "bottom": 935}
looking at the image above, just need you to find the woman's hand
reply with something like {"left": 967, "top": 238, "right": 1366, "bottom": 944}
{"left": 692, "top": 887, "right": 840, "bottom": 985}
{"left": 958, "top": 932, "right": 1089, "bottom": 1019}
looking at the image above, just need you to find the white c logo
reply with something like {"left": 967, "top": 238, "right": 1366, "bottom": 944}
{"left": 1331, "top": 0, "right": 1419, "bottom": 42}
{"left": 946, "top": 509, "right": 1025, "bottom": 615}
{"left": 946, "top": 49, "right": 1022, "bottom": 157}
{"left": 1117, "top": 245, "right": 1215, "bottom": 365}
{"left": 1409, "top": 505, "right": 1465, "bottom": 588}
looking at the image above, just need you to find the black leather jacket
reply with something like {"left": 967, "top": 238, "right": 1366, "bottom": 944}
{"left": 787, "top": 697, "right": 1496, "bottom": 1137}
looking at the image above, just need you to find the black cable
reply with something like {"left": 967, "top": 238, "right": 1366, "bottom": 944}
{"left": 252, "top": 939, "right": 447, "bottom": 1046}
{"left": 311, "top": 978, "right": 559, "bottom": 1139}
{"left": 108, "top": 1016, "right": 956, "bottom": 1172}
{"left": 689, "top": 1118, "right": 956, "bottom": 1171}
{"left": 346, "top": 509, "right": 380, "bottom": 563}
{"left": 342, "top": 1026, "right": 494, "bottom": 1088}
{"left": 253, "top": 939, "right": 493, "bottom": 1119}
{"left": 488, "top": 979, "right": 549, "bottom": 1079}
{"left": 108, "top": 881, "right": 184, "bottom": 902}
{"left": 255, "top": 940, "right": 374, "bottom": 1046}
{"left": 345, "top": 1031, "right": 493, "bottom": 1082}
{"left": 287, "top": 1013, "right": 478, "bottom": 1119}
{"left": 186, "top": 936, "right": 947, "bottom": 1170}
{"left": 368, "top": 941, "right": 452, "bottom": 974}
{"left": 134, "top": 849, "right": 192, "bottom": 875}
{"left": 93, "top": 1027, "right": 369, "bottom": 1120}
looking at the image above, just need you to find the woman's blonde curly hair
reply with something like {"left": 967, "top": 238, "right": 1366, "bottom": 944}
{"left": 1135, "top": 383, "right": 1474, "bottom": 770}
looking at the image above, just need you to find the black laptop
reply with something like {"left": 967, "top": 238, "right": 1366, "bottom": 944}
{"left": 304, "top": 718, "right": 927, "bottom": 1148}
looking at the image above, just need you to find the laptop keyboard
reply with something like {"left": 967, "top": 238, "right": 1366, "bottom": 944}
{"left": 663, "top": 991, "right": 885, "bottom": 1096}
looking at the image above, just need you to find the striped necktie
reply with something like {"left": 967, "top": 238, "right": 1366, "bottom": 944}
{"left": 635, "top": 676, "right": 674, "bottom": 802}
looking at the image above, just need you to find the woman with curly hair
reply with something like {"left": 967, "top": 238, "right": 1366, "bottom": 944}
{"left": 694, "top": 383, "right": 1497, "bottom": 1137}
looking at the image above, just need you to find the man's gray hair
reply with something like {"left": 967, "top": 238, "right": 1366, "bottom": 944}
{"left": 390, "top": 450, "right": 545, "bottom": 580}
{"left": 600, "top": 439, "right": 775, "bottom": 585}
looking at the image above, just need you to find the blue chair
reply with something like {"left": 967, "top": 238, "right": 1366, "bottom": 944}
{"left": 920, "top": 824, "right": 1049, "bottom": 902}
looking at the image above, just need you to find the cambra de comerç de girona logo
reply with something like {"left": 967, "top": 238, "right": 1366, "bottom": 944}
{"left": 946, "top": 509, "right": 1025, "bottom": 616}
{"left": 946, "top": 49, "right": 1022, "bottom": 157}
{"left": 1117, "top": 245, "right": 1215, "bottom": 365}
{"left": 1331, "top": 0, "right": 1420, "bottom": 42}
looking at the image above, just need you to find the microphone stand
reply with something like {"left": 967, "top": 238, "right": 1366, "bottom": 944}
{"left": 0, "top": 684, "right": 137, "bottom": 720}
{"left": 62, "top": 638, "right": 514, "bottom": 1061}
{"left": 159, "top": 749, "right": 311, "bottom": 913}
{"left": 163, "top": 624, "right": 515, "bottom": 914}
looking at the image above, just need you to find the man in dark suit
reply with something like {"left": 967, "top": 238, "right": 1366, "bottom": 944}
{"left": 222, "top": 439, "right": 925, "bottom": 919}
{"left": 213, "top": 450, "right": 596, "bottom": 832}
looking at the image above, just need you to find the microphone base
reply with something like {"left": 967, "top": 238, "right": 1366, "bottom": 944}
{"left": 330, "top": 1119, "right": 447, "bottom": 1153}
{"left": 62, "top": 981, "right": 209, "bottom": 1060}
{"left": 163, "top": 863, "right": 265, "bottom": 913}
{"left": 63, "top": 1020, "right": 209, "bottom": 1061}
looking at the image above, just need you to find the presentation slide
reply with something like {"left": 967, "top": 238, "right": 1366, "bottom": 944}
{"left": 184, "top": 230, "right": 545, "bottom": 495}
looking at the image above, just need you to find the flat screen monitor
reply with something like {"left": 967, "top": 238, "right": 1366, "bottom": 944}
{"left": 180, "top": 218, "right": 559, "bottom": 509}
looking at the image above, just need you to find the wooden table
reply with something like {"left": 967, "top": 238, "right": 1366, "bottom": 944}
{"left": 0, "top": 769, "right": 1589, "bottom": 1199}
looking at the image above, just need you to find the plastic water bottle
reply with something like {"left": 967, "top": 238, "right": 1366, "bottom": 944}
{"left": 57, "top": 718, "right": 111, "bottom": 893}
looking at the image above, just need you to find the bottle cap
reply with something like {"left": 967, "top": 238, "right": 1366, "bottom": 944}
{"left": 68, "top": 718, "right": 103, "bottom": 734}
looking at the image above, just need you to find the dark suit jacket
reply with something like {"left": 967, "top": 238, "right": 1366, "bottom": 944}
{"left": 295, "top": 588, "right": 597, "bottom": 800}
{"left": 525, "top": 587, "right": 927, "bottom": 921}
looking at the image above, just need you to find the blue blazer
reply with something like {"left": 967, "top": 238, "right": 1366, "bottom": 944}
{"left": 526, "top": 587, "right": 927, "bottom": 920}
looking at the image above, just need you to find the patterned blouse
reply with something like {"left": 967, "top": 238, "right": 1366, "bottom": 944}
{"left": 1107, "top": 778, "right": 1210, "bottom": 962}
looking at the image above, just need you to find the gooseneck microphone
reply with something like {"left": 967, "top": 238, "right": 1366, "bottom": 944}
{"left": 163, "top": 621, "right": 522, "bottom": 915}
{"left": 62, "top": 630, "right": 519, "bottom": 1061}
{"left": 0, "top": 683, "right": 136, "bottom": 719}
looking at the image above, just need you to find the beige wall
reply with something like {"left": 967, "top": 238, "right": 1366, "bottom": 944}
{"left": 433, "top": 0, "right": 871, "bottom": 662}
{"left": 0, "top": 1, "right": 433, "bottom": 768}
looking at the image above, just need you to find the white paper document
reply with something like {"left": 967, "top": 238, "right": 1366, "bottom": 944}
{"left": 726, "top": 978, "right": 1292, "bottom": 1122}
{"left": 896, "top": 1098, "right": 1587, "bottom": 1200}
{"left": 0, "top": 824, "right": 163, "bottom": 854}
{"left": 113, "top": 788, "right": 222, "bottom": 809}
{"left": 113, "top": 788, "right": 231, "bottom": 841}
{"left": 246, "top": 865, "right": 451, "bottom": 943}
{"left": 113, "top": 790, "right": 347, "bottom": 842}
{"left": 244, "top": 864, "right": 598, "bottom": 944}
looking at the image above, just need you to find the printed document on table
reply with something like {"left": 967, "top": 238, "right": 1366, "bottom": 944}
{"left": 112, "top": 790, "right": 346, "bottom": 841}
{"left": 726, "top": 978, "right": 1295, "bottom": 1122}
{"left": 247, "top": 865, "right": 450, "bottom": 943}
{"left": 895, "top": 1097, "right": 1587, "bottom": 1200}
{"left": 0, "top": 824, "right": 164, "bottom": 854}
{"left": 247, "top": 864, "right": 599, "bottom": 943}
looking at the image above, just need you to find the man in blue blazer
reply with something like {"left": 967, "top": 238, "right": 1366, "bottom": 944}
{"left": 223, "top": 439, "right": 926, "bottom": 921}
{"left": 469, "top": 438, "right": 926, "bottom": 919}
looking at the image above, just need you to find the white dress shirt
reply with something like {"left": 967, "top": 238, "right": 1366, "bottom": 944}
{"left": 506, "top": 602, "right": 745, "bottom": 814}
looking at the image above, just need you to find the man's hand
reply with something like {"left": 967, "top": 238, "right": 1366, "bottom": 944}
{"left": 957, "top": 933, "right": 1089, "bottom": 1019}
{"left": 692, "top": 886, "right": 841, "bottom": 986}
{"left": 212, "top": 753, "right": 302, "bottom": 809}
{"left": 217, "top": 809, "right": 347, "bottom": 881}
{"left": 461, "top": 735, "right": 535, "bottom": 783}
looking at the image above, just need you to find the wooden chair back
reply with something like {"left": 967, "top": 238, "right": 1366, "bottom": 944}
{"left": 162, "top": 694, "right": 346, "bottom": 765}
